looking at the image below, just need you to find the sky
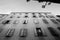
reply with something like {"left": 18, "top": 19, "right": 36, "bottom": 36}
{"left": 0, "top": 0, "right": 60, "bottom": 15}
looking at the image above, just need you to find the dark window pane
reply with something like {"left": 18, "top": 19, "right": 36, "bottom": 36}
{"left": 56, "top": 15, "right": 60, "bottom": 18}
{"left": 42, "top": 19, "right": 49, "bottom": 24}
{"left": 2, "top": 20, "right": 10, "bottom": 25}
{"left": 50, "top": 19, "right": 58, "bottom": 24}
{"left": 32, "top": 13, "right": 35, "bottom": 15}
{"left": 25, "top": 13, "right": 28, "bottom": 14}
{"left": 36, "top": 28, "right": 43, "bottom": 37}
{"left": 33, "top": 15, "right": 37, "bottom": 18}
{"left": 48, "top": 27, "right": 59, "bottom": 37}
{"left": 49, "top": 15, "right": 55, "bottom": 18}
{"left": 10, "top": 16, "right": 13, "bottom": 18}
{"left": 57, "top": 27, "right": 60, "bottom": 30}
{"left": 5, "top": 29, "right": 15, "bottom": 37}
{"left": 56, "top": 19, "right": 60, "bottom": 22}
{"left": 19, "top": 29, "right": 27, "bottom": 37}
{"left": 24, "top": 15, "right": 28, "bottom": 18}
{"left": 47, "top": 15, "right": 55, "bottom": 18}
{"left": 23, "top": 20, "right": 28, "bottom": 24}
{"left": 17, "top": 16, "right": 20, "bottom": 18}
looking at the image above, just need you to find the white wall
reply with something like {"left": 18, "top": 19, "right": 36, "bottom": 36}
{"left": 0, "top": 0, "right": 60, "bottom": 15}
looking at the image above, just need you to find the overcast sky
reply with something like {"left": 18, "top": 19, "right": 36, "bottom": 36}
{"left": 0, "top": 0, "right": 60, "bottom": 15}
